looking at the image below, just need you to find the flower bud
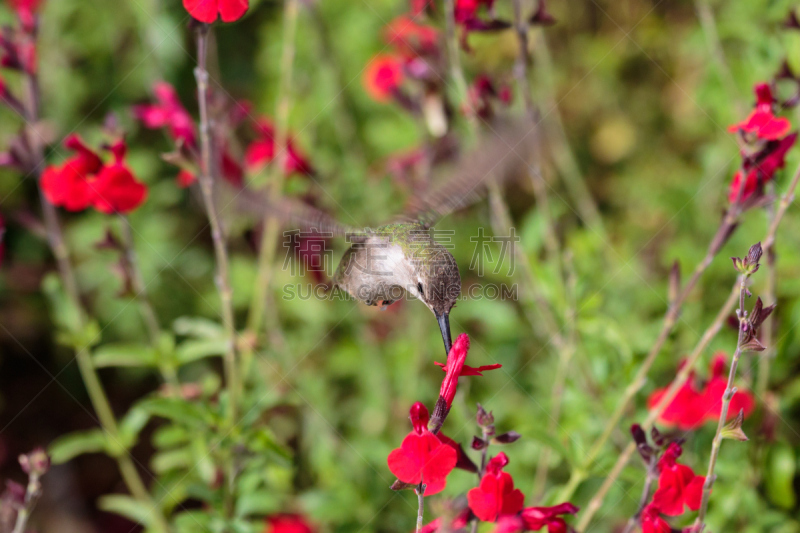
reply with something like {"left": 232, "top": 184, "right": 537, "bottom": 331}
{"left": 476, "top": 403, "right": 494, "bottom": 428}
{"left": 18, "top": 447, "right": 49, "bottom": 477}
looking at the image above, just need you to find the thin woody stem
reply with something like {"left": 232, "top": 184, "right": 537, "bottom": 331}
{"left": 416, "top": 482, "right": 426, "bottom": 533}
{"left": 119, "top": 215, "right": 179, "bottom": 389}
{"left": 756, "top": 185, "right": 777, "bottom": 396}
{"left": 694, "top": 0, "right": 745, "bottom": 117}
{"left": 20, "top": 25, "right": 168, "bottom": 531}
{"left": 622, "top": 455, "right": 657, "bottom": 533}
{"left": 245, "top": 0, "right": 299, "bottom": 371}
{"left": 194, "top": 26, "right": 239, "bottom": 422}
{"left": 563, "top": 176, "right": 748, "bottom": 501}
{"left": 574, "top": 282, "right": 740, "bottom": 531}
{"left": 577, "top": 161, "right": 800, "bottom": 531}
{"left": 694, "top": 273, "right": 749, "bottom": 528}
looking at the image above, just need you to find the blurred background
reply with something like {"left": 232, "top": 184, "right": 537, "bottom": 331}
{"left": 1, "top": 0, "right": 800, "bottom": 531}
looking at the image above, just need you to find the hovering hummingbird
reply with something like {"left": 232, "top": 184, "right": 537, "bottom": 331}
{"left": 227, "top": 120, "right": 534, "bottom": 356}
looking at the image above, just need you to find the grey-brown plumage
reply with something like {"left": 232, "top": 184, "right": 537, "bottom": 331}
{"left": 224, "top": 118, "right": 535, "bottom": 355}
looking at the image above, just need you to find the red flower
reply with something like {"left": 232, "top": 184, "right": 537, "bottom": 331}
{"left": 183, "top": 0, "right": 249, "bottom": 23}
{"left": 244, "top": 119, "right": 314, "bottom": 176}
{"left": 40, "top": 135, "right": 103, "bottom": 212}
{"left": 454, "top": 0, "right": 494, "bottom": 23}
{"left": 133, "top": 82, "right": 196, "bottom": 147}
{"left": 467, "top": 452, "right": 525, "bottom": 522}
{"left": 651, "top": 443, "right": 705, "bottom": 516}
{"left": 436, "top": 433, "right": 478, "bottom": 473}
{"left": 176, "top": 169, "right": 197, "bottom": 188}
{"left": 648, "top": 354, "right": 755, "bottom": 430}
{"left": 727, "top": 133, "right": 797, "bottom": 203}
{"left": 264, "top": 514, "right": 315, "bottom": 533}
{"left": 387, "top": 402, "right": 457, "bottom": 496}
{"left": 384, "top": 16, "right": 439, "bottom": 58}
{"left": 90, "top": 142, "right": 148, "bottom": 214}
{"left": 466, "top": 75, "right": 512, "bottom": 119}
{"left": 728, "top": 84, "right": 791, "bottom": 141}
{"left": 435, "top": 360, "right": 502, "bottom": 376}
{"left": 519, "top": 503, "right": 580, "bottom": 533}
{"left": 363, "top": 55, "right": 404, "bottom": 103}
{"left": 640, "top": 503, "right": 671, "bottom": 533}
{"left": 8, "top": 0, "right": 42, "bottom": 31}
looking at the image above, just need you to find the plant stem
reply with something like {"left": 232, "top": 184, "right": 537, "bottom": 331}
{"left": 23, "top": 43, "right": 168, "bottom": 532}
{"left": 442, "top": 0, "right": 472, "bottom": 116}
{"left": 119, "top": 216, "right": 179, "bottom": 389}
{"left": 530, "top": 30, "right": 605, "bottom": 237}
{"left": 576, "top": 162, "right": 800, "bottom": 530}
{"left": 694, "top": 0, "right": 745, "bottom": 117}
{"left": 564, "top": 193, "right": 745, "bottom": 500}
{"left": 573, "top": 282, "right": 739, "bottom": 531}
{"left": 416, "top": 482, "right": 426, "bottom": 533}
{"left": 12, "top": 470, "right": 42, "bottom": 533}
{"left": 244, "top": 0, "right": 299, "bottom": 377}
{"left": 194, "top": 25, "right": 239, "bottom": 422}
{"left": 694, "top": 273, "right": 748, "bottom": 528}
{"left": 621, "top": 455, "right": 657, "bottom": 533}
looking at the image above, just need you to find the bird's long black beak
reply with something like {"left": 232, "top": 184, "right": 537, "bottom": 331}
{"left": 437, "top": 312, "right": 452, "bottom": 357}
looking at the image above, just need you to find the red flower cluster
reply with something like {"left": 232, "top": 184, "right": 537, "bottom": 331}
{"left": 639, "top": 443, "right": 706, "bottom": 533}
{"left": 244, "top": 119, "right": 314, "bottom": 177}
{"left": 40, "top": 136, "right": 147, "bottom": 214}
{"left": 183, "top": 0, "right": 249, "bottom": 24}
{"left": 264, "top": 513, "right": 315, "bottom": 533}
{"left": 8, "top": 0, "right": 42, "bottom": 33}
{"left": 727, "top": 83, "right": 797, "bottom": 205}
{"left": 648, "top": 354, "right": 755, "bottom": 430}
{"left": 133, "top": 82, "right": 197, "bottom": 148}
{"left": 387, "top": 402, "right": 457, "bottom": 496}
{"left": 467, "top": 453, "right": 524, "bottom": 521}
{"left": 363, "top": 15, "right": 440, "bottom": 104}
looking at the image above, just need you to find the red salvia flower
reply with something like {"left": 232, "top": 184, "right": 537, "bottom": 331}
{"left": 244, "top": 119, "right": 314, "bottom": 177}
{"left": 363, "top": 54, "right": 405, "bottom": 103}
{"left": 264, "top": 513, "right": 315, "bottom": 533}
{"left": 40, "top": 135, "right": 103, "bottom": 212}
{"left": 176, "top": 169, "right": 197, "bottom": 188}
{"left": 435, "top": 360, "right": 502, "bottom": 376}
{"left": 519, "top": 503, "right": 580, "bottom": 533}
{"left": 91, "top": 141, "right": 148, "bottom": 214}
{"left": 467, "top": 452, "right": 525, "bottom": 522}
{"left": 8, "top": 0, "right": 42, "bottom": 32}
{"left": 727, "top": 133, "right": 797, "bottom": 204}
{"left": 648, "top": 353, "right": 755, "bottom": 430}
{"left": 183, "top": 0, "right": 249, "bottom": 24}
{"left": 436, "top": 433, "right": 478, "bottom": 473}
{"left": 728, "top": 83, "right": 791, "bottom": 141}
{"left": 384, "top": 16, "right": 439, "bottom": 58}
{"left": 650, "top": 442, "right": 705, "bottom": 516}
{"left": 133, "top": 82, "right": 197, "bottom": 148}
{"left": 387, "top": 402, "right": 457, "bottom": 496}
{"left": 640, "top": 503, "right": 671, "bottom": 533}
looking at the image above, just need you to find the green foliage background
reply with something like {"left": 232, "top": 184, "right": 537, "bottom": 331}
{"left": 1, "top": 0, "right": 800, "bottom": 531}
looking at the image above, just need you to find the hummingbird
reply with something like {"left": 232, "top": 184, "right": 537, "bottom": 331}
{"left": 227, "top": 119, "right": 534, "bottom": 356}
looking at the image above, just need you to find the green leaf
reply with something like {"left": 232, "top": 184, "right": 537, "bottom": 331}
{"left": 118, "top": 406, "right": 153, "bottom": 448}
{"left": 176, "top": 338, "right": 230, "bottom": 365}
{"left": 235, "top": 490, "right": 279, "bottom": 518}
{"left": 97, "top": 495, "right": 156, "bottom": 527}
{"left": 138, "top": 397, "right": 212, "bottom": 429}
{"left": 152, "top": 447, "right": 193, "bottom": 474}
{"left": 173, "top": 317, "right": 225, "bottom": 339}
{"left": 49, "top": 429, "right": 108, "bottom": 464}
{"left": 93, "top": 343, "right": 157, "bottom": 368}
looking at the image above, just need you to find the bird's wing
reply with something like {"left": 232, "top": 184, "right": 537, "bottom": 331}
{"left": 214, "top": 180, "right": 362, "bottom": 239}
{"left": 402, "top": 118, "right": 536, "bottom": 228}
